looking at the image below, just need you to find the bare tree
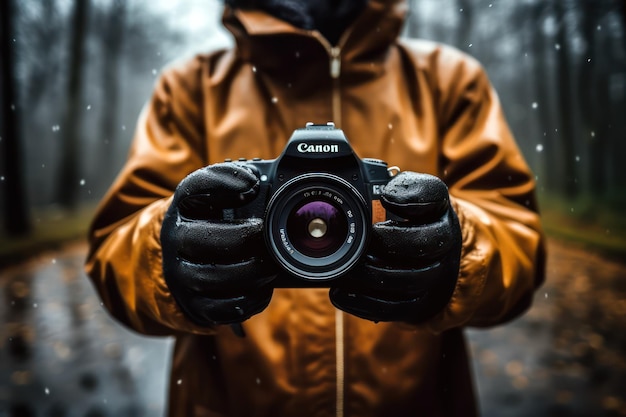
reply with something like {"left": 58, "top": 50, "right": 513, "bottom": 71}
{"left": 56, "top": 0, "right": 90, "bottom": 209}
{"left": 552, "top": 0, "right": 579, "bottom": 198}
{"left": 97, "top": 0, "right": 126, "bottom": 182}
{"left": 456, "top": 0, "right": 473, "bottom": 52}
{"left": 1, "top": 0, "right": 31, "bottom": 236}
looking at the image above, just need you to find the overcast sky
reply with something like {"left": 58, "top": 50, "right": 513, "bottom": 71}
{"left": 152, "top": 0, "right": 233, "bottom": 59}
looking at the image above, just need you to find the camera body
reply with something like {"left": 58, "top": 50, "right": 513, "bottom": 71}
{"left": 231, "top": 123, "right": 395, "bottom": 287}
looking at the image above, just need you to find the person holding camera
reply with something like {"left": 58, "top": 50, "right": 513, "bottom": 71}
{"left": 85, "top": 1, "right": 546, "bottom": 416}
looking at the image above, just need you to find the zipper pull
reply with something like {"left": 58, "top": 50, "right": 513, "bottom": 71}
{"left": 330, "top": 47, "right": 341, "bottom": 79}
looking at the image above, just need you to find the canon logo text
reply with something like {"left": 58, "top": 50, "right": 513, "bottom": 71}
{"left": 297, "top": 143, "right": 340, "bottom": 153}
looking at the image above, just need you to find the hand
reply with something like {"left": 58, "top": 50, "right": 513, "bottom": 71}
{"left": 330, "top": 171, "right": 462, "bottom": 323}
{"left": 161, "top": 163, "right": 277, "bottom": 326}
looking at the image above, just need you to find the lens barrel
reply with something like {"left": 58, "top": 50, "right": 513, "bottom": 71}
{"left": 265, "top": 173, "right": 369, "bottom": 281}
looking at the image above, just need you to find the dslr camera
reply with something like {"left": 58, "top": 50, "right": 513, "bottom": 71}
{"left": 232, "top": 123, "right": 397, "bottom": 286}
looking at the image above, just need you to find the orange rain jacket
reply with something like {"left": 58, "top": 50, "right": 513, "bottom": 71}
{"left": 86, "top": 1, "right": 546, "bottom": 416}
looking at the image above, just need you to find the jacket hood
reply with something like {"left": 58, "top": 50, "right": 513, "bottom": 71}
{"left": 222, "top": 0, "right": 409, "bottom": 76}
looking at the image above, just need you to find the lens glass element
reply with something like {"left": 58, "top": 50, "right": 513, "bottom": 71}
{"left": 287, "top": 200, "right": 347, "bottom": 257}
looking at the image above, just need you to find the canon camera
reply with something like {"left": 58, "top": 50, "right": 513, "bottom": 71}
{"left": 231, "top": 123, "right": 397, "bottom": 286}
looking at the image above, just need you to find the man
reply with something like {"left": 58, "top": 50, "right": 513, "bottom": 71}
{"left": 85, "top": 1, "right": 546, "bottom": 416}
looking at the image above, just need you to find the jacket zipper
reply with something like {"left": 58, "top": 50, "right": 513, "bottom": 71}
{"left": 317, "top": 35, "right": 342, "bottom": 128}
{"left": 335, "top": 309, "right": 345, "bottom": 417}
{"left": 329, "top": 46, "right": 342, "bottom": 128}
{"left": 318, "top": 36, "right": 347, "bottom": 417}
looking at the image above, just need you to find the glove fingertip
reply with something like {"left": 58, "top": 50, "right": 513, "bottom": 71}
{"left": 381, "top": 171, "right": 450, "bottom": 220}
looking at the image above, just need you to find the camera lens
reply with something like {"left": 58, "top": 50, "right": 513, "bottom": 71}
{"left": 265, "top": 173, "right": 370, "bottom": 281}
{"left": 287, "top": 201, "right": 347, "bottom": 257}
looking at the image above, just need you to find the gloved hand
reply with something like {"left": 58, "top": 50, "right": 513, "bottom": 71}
{"left": 161, "top": 163, "right": 277, "bottom": 326}
{"left": 330, "top": 171, "right": 462, "bottom": 323}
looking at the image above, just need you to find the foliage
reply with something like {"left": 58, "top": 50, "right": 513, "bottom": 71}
{"left": 538, "top": 192, "right": 626, "bottom": 260}
{"left": 0, "top": 204, "right": 97, "bottom": 268}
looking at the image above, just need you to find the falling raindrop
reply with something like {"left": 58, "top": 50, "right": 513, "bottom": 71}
{"left": 252, "top": 66, "right": 257, "bottom": 73}
{"left": 531, "top": 102, "right": 538, "bottom": 109}
{"left": 555, "top": 43, "right": 561, "bottom": 50}
{"left": 536, "top": 144, "right": 544, "bottom": 152}
{"left": 45, "top": 387, "right": 50, "bottom": 395}
{"left": 80, "top": 179, "right": 86, "bottom": 186}
{"left": 86, "top": 104, "right": 91, "bottom": 110}
{"left": 177, "top": 379, "right": 183, "bottom": 385}
{"left": 151, "top": 69, "right": 157, "bottom": 75}
{"left": 256, "top": 377, "right": 261, "bottom": 385}
{"left": 271, "top": 97, "right": 278, "bottom": 104}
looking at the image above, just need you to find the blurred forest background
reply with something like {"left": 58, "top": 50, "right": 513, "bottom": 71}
{"left": 1, "top": 0, "right": 626, "bottom": 260}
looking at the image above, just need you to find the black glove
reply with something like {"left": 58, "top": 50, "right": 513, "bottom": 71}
{"left": 161, "top": 163, "right": 277, "bottom": 326}
{"left": 330, "top": 171, "right": 462, "bottom": 323}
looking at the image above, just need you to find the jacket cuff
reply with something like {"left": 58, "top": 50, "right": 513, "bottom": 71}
{"left": 419, "top": 197, "right": 488, "bottom": 333}
{"left": 139, "top": 197, "right": 220, "bottom": 336}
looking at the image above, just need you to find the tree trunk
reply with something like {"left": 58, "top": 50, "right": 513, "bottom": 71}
{"left": 97, "top": 0, "right": 126, "bottom": 190}
{"left": 56, "top": 0, "right": 90, "bottom": 209}
{"left": 1, "top": 0, "right": 32, "bottom": 236}
{"left": 578, "top": 0, "right": 606, "bottom": 198}
{"left": 529, "top": 2, "right": 559, "bottom": 194}
{"left": 553, "top": 0, "right": 579, "bottom": 199}
{"left": 456, "top": 0, "right": 473, "bottom": 52}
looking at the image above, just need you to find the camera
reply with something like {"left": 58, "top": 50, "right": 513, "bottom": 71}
{"left": 231, "top": 123, "right": 397, "bottom": 286}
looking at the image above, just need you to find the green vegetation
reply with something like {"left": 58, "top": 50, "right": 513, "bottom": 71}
{"left": 0, "top": 203, "right": 97, "bottom": 268}
{"left": 538, "top": 193, "right": 626, "bottom": 261}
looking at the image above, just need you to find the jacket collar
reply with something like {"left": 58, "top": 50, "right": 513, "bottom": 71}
{"left": 221, "top": 0, "right": 409, "bottom": 76}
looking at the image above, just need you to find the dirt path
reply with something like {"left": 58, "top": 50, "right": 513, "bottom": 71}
{"left": 0, "top": 238, "right": 625, "bottom": 416}
{"left": 470, "top": 238, "right": 626, "bottom": 417}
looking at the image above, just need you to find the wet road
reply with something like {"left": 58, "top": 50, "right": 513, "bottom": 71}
{"left": 0, "top": 238, "right": 625, "bottom": 416}
{"left": 0, "top": 242, "right": 172, "bottom": 417}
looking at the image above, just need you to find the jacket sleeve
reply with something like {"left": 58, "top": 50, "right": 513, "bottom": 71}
{"left": 425, "top": 47, "right": 546, "bottom": 333}
{"left": 84, "top": 57, "right": 218, "bottom": 336}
